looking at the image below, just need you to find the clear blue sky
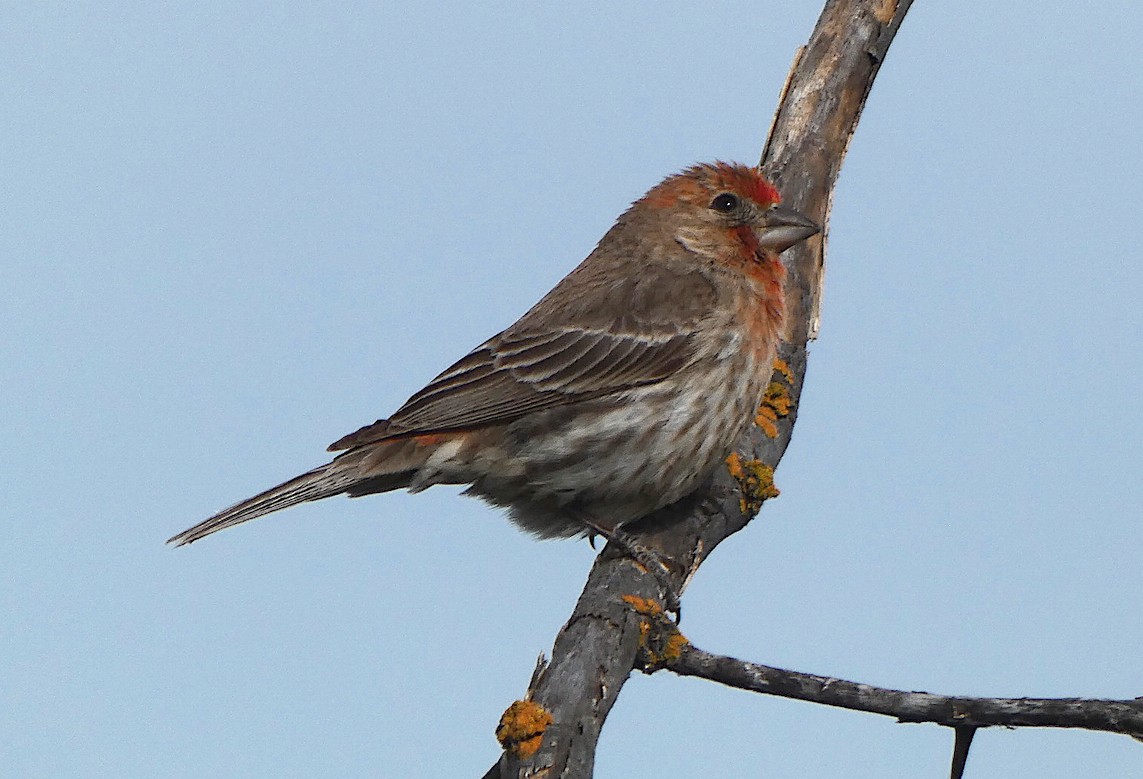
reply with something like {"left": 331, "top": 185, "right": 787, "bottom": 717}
{"left": 3, "top": 3, "right": 1141, "bottom": 777}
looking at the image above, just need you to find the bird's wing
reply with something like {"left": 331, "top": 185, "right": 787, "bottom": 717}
{"left": 327, "top": 328, "right": 695, "bottom": 450}
{"left": 328, "top": 261, "right": 720, "bottom": 450}
{"left": 407, "top": 327, "right": 693, "bottom": 424}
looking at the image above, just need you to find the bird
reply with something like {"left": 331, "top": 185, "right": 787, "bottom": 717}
{"left": 168, "top": 162, "right": 818, "bottom": 549}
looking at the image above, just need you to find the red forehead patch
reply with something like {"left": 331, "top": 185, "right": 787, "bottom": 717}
{"left": 709, "top": 161, "right": 781, "bottom": 205}
{"left": 642, "top": 161, "right": 782, "bottom": 208}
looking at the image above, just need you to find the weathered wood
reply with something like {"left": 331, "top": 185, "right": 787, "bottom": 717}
{"left": 668, "top": 643, "right": 1143, "bottom": 738}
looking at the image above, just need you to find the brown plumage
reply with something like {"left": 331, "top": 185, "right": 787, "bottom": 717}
{"left": 168, "top": 162, "right": 818, "bottom": 546}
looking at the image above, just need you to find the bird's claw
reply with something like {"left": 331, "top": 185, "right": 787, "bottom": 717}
{"left": 581, "top": 520, "right": 682, "bottom": 613}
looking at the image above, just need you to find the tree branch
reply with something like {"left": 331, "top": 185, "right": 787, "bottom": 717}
{"left": 666, "top": 643, "right": 1143, "bottom": 739}
{"left": 488, "top": 1, "right": 915, "bottom": 776}
{"left": 950, "top": 727, "right": 976, "bottom": 779}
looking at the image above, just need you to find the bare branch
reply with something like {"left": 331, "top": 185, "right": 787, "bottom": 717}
{"left": 950, "top": 727, "right": 976, "bottom": 779}
{"left": 665, "top": 642, "right": 1143, "bottom": 739}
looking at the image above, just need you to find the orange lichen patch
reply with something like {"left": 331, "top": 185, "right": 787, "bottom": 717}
{"left": 623, "top": 595, "right": 663, "bottom": 649}
{"left": 755, "top": 413, "right": 779, "bottom": 439}
{"left": 640, "top": 624, "right": 689, "bottom": 669}
{"left": 496, "top": 700, "right": 553, "bottom": 760}
{"left": 755, "top": 380, "right": 793, "bottom": 438}
{"left": 725, "top": 451, "right": 746, "bottom": 482}
{"left": 772, "top": 357, "right": 795, "bottom": 385}
{"left": 621, "top": 594, "right": 664, "bottom": 617}
{"left": 624, "top": 594, "right": 690, "bottom": 672}
{"left": 764, "top": 382, "right": 793, "bottom": 417}
{"left": 752, "top": 360, "right": 796, "bottom": 438}
{"left": 662, "top": 630, "right": 689, "bottom": 662}
{"left": 725, "top": 452, "right": 779, "bottom": 516}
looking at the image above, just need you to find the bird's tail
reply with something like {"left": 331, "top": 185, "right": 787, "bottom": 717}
{"left": 167, "top": 438, "right": 427, "bottom": 547}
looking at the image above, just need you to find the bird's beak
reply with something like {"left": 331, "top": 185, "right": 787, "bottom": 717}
{"left": 754, "top": 205, "right": 820, "bottom": 252}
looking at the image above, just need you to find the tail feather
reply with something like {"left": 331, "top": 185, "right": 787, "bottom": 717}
{"left": 169, "top": 431, "right": 470, "bottom": 546}
{"left": 168, "top": 441, "right": 423, "bottom": 546}
{"left": 167, "top": 461, "right": 357, "bottom": 546}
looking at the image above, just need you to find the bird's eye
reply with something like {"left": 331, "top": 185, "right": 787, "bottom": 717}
{"left": 710, "top": 193, "right": 739, "bottom": 213}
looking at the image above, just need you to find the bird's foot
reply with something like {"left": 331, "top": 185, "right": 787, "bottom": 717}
{"left": 581, "top": 519, "right": 681, "bottom": 614}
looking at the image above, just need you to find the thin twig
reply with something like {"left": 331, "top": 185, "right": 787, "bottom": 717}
{"left": 667, "top": 643, "right": 1143, "bottom": 738}
{"left": 950, "top": 727, "right": 976, "bottom": 779}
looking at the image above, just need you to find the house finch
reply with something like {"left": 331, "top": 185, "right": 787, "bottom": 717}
{"left": 169, "top": 162, "right": 818, "bottom": 547}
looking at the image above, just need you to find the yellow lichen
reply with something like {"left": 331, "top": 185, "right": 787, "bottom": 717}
{"left": 623, "top": 595, "right": 690, "bottom": 672}
{"left": 725, "top": 452, "right": 779, "bottom": 516}
{"left": 621, "top": 594, "right": 664, "bottom": 617}
{"left": 755, "top": 413, "right": 778, "bottom": 439}
{"left": 764, "top": 381, "right": 793, "bottom": 417}
{"left": 496, "top": 700, "right": 553, "bottom": 760}
{"left": 772, "top": 357, "right": 795, "bottom": 385}
{"left": 754, "top": 358, "right": 796, "bottom": 437}
{"left": 725, "top": 451, "right": 745, "bottom": 480}
{"left": 659, "top": 630, "right": 689, "bottom": 664}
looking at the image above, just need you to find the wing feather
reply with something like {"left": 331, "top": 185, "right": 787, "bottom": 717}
{"left": 328, "top": 262, "right": 720, "bottom": 450}
{"left": 378, "top": 328, "right": 693, "bottom": 436}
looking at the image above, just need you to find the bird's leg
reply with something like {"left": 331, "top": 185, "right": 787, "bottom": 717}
{"left": 580, "top": 518, "right": 681, "bottom": 613}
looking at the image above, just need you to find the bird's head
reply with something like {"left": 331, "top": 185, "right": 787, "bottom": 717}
{"left": 640, "top": 162, "right": 819, "bottom": 264}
